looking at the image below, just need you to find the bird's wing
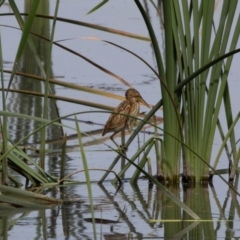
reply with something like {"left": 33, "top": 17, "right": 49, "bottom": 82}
{"left": 115, "top": 100, "right": 131, "bottom": 115}
{"left": 102, "top": 101, "right": 131, "bottom": 135}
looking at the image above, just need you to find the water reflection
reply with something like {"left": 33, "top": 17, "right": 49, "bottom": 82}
{"left": 1, "top": 181, "right": 239, "bottom": 239}
{"left": 182, "top": 184, "right": 214, "bottom": 238}
{"left": 8, "top": 0, "right": 62, "bottom": 142}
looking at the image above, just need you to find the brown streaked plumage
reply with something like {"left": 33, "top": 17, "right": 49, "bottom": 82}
{"left": 102, "top": 88, "right": 150, "bottom": 149}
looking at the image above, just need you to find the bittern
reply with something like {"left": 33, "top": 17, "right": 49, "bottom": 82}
{"left": 102, "top": 88, "right": 150, "bottom": 150}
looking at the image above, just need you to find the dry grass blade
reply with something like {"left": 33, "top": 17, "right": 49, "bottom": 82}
{"left": 0, "top": 13, "right": 151, "bottom": 41}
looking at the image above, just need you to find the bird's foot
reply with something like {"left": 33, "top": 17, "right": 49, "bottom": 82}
{"left": 118, "top": 145, "right": 128, "bottom": 153}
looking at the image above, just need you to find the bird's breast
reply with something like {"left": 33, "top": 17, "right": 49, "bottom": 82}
{"left": 129, "top": 102, "right": 140, "bottom": 116}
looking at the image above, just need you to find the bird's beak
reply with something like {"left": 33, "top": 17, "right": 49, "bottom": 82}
{"left": 139, "top": 96, "right": 150, "bottom": 108}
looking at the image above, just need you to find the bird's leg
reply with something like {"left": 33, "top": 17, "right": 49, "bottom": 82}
{"left": 120, "top": 130, "right": 126, "bottom": 178}
{"left": 110, "top": 134, "right": 119, "bottom": 148}
{"left": 110, "top": 133, "right": 127, "bottom": 153}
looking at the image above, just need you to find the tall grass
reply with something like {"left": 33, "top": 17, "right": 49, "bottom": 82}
{"left": 134, "top": 0, "right": 240, "bottom": 182}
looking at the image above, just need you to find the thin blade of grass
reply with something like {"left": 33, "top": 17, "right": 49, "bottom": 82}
{"left": 60, "top": 134, "right": 67, "bottom": 183}
{"left": 0, "top": 13, "right": 151, "bottom": 41}
{"left": 75, "top": 116, "right": 97, "bottom": 240}
{"left": 0, "top": 18, "right": 8, "bottom": 184}
{"left": 87, "top": 0, "right": 108, "bottom": 15}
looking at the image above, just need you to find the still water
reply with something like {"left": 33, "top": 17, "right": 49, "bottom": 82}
{"left": 0, "top": 0, "right": 240, "bottom": 239}
{"left": 1, "top": 180, "right": 240, "bottom": 239}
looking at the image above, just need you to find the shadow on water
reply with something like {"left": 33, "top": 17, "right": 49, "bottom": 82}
{"left": 1, "top": 181, "right": 240, "bottom": 239}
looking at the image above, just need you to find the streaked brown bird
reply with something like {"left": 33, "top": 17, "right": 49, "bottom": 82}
{"left": 102, "top": 88, "right": 150, "bottom": 150}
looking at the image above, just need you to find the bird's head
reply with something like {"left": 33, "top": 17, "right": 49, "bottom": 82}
{"left": 125, "top": 88, "right": 150, "bottom": 108}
